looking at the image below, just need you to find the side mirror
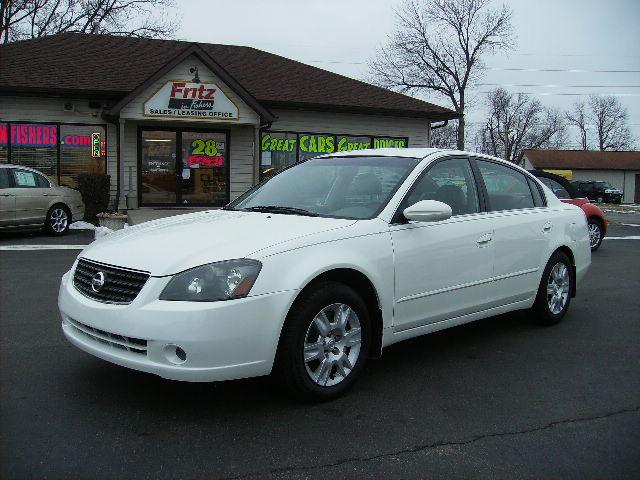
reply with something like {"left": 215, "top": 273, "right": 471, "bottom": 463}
{"left": 403, "top": 200, "right": 452, "bottom": 222}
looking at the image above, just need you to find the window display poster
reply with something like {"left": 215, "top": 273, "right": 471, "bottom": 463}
{"left": 187, "top": 138, "right": 225, "bottom": 167}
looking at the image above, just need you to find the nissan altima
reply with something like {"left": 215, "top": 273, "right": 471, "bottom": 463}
{"left": 59, "top": 149, "right": 590, "bottom": 400}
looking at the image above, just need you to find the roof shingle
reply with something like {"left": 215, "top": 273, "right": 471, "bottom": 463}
{"left": 0, "top": 33, "right": 457, "bottom": 119}
{"left": 524, "top": 149, "right": 640, "bottom": 171}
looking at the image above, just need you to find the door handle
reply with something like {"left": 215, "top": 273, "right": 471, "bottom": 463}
{"left": 476, "top": 232, "right": 493, "bottom": 246}
{"left": 543, "top": 222, "right": 553, "bottom": 233}
{"left": 0, "top": 193, "right": 12, "bottom": 197}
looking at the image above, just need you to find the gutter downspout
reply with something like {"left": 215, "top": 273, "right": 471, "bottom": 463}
{"left": 428, "top": 120, "right": 449, "bottom": 148}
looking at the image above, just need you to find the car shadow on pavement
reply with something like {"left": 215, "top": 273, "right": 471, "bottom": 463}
{"left": 61, "top": 309, "right": 536, "bottom": 414}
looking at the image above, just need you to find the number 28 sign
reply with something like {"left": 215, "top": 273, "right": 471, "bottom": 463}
{"left": 188, "top": 139, "right": 225, "bottom": 167}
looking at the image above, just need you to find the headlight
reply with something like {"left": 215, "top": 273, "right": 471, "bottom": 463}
{"left": 159, "top": 259, "right": 262, "bottom": 302}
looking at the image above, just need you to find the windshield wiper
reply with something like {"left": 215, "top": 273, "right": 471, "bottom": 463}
{"left": 243, "top": 205, "right": 319, "bottom": 217}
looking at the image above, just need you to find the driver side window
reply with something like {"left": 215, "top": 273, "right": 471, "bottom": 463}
{"left": 400, "top": 157, "right": 480, "bottom": 216}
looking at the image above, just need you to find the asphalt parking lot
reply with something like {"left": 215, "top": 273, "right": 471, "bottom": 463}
{"left": 1, "top": 221, "right": 639, "bottom": 479}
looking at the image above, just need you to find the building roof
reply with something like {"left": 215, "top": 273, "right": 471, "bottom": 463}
{"left": 524, "top": 149, "right": 640, "bottom": 171}
{"left": 0, "top": 33, "right": 457, "bottom": 121}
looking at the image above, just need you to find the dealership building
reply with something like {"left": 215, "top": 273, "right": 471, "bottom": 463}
{"left": 0, "top": 33, "right": 457, "bottom": 210}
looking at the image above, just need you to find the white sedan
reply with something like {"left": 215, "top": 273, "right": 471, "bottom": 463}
{"left": 59, "top": 149, "right": 590, "bottom": 400}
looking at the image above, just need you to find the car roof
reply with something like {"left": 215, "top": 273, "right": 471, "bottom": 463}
{"left": 321, "top": 148, "right": 535, "bottom": 174}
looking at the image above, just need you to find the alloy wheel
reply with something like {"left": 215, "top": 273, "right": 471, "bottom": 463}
{"left": 50, "top": 208, "right": 68, "bottom": 233}
{"left": 546, "top": 263, "right": 570, "bottom": 315}
{"left": 303, "top": 303, "right": 362, "bottom": 387}
{"left": 588, "top": 222, "right": 601, "bottom": 249}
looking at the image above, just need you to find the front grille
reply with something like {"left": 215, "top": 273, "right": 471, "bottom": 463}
{"left": 66, "top": 318, "right": 147, "bottom": 355}
{"left": 73, "top": 258, "right": 150, "bottom": 304}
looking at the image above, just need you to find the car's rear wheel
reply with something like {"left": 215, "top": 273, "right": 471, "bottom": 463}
{"left": 596, "top": 196, "right": 604, "bottom": 203}
{"left": 587, "top": 218, "right": 604, "bottom": 251}
{"left": 530, "top": 251, "right": 573, "bottom": 325}
{"left": 45, "top": 204, "right": 70, "bottom": 235}
{"left": 275, "top": 281, "right": 371, "bottom": 401}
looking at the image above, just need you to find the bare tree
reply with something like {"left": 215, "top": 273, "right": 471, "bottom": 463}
{"left": 370, "top": 0, "right": 514, "bottom": 149}
{"left": 565, "top": 99, "right": 589, "bottom": 150}
{"left": 430, "top": 120, "right": 459, "bottom": 149}
{"left": 589, "top": 95, "right": 634, "bottom": 151}
{"left": 478, "top": 88, "right": 566, "bottom": 165}
{"left": 1, "top": 0, "right": 178, "bottom": 43}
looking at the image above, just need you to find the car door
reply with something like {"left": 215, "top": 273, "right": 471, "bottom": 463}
{"left": 474, "top": 159, "right": 549, "bottom": 305}
{"left": 0, "top": 168, "right": 16, "bottom": 227}
{"left": 390, "top": 156, "right": 495, "bottom": 332}
{"left": 9, "top": 168, "right": 54, "bottom": 226}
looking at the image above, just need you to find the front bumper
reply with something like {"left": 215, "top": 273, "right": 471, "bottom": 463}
{"left": 59, "top": 268, "right": 297, "bottom": 382}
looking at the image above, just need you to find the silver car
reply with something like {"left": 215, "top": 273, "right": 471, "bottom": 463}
{"left": 0, "top": 164, "right": 84, "bottom": 235}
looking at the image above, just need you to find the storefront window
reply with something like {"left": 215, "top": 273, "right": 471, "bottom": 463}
{"left": 260, "top": 131, "right": 409, "bottom": 181}
{"left": 373, "top": 137, "right": 408, "bottom": 149}
{"left": 0, "top": 124, "right": 8, "bottom": 164}
{"left": 337, "top": 135, "right": 372, "bottom": 152}
{"left": 181, "top": 131, "right": 228, "bottom": 205}
{"left": 298, "top": 133, "right": 336, "bottom": 161}
{"left": 7, "top": 124, "right": 58, "bottom": 177}
{"left": 260, "top": 131, "right": 297, "bottom": 180}
{"left": 59, "top": 125, "right": 106, "bottom": 188}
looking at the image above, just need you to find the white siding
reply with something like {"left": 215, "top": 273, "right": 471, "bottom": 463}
{"left": 119, "top": 56, "right": 260, "bottom": 126}
{"left": 624, "top": 171, "right": 640, "bottom": 204}
{"left": 0, "top": 96, "right": 109, "bottom": 124}
{"left": 270, "top": 109, "right": 430, "bottom": 147}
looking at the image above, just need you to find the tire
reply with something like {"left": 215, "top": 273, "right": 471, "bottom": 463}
{"left": 45, "top": 204, "right": 71, "bottom": 235}
{"left": 530, "top": 251, "right": 573, "bottom": 326}
{"left": 275, "top": 281, "right": 371, "bottom": 401}
{"left": 596, "top": 196, "right": 604, "bottom": 203}
{"left": 587, "top": 218, "right": 604, "bottom": 251}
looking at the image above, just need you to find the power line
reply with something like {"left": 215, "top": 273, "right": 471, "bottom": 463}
{"left": 303, "top": 60, "right": 640, "bottom": 74}
{"left": 488, "top": 67, "right": 640, "bottom": 74}
{"left": 476, "top": 83, "right": 640, "bottom": 88}
{"left": 477, "top": 91, "right": 640, "bottom": 97}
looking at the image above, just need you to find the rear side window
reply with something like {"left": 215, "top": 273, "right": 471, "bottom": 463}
{"left": 538, "top": 177, "right": 570, "bottom": 199}
{"left": 11, "top": 169, "right": 48, "bottom": 188}
{"left": 477, "top": 160, "right": 535, "bottom": 211}
{"left": 527, "top": 177, "right": 546, "bottom": 206}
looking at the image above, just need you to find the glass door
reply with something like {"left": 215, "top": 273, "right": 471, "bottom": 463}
{"left": 140, "top": 130, "right": 177, "bottom": 205}
{"left": 179, "top": 131, "right": 228, "bottom": 206}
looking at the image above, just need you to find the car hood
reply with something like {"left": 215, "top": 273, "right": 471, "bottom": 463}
{"left": 80, "top": 210, "right": 357, "bottom": 276}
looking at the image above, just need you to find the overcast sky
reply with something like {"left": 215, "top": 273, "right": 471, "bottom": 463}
{"left": 177, "top": 0, "right": 640, "bottom": 148}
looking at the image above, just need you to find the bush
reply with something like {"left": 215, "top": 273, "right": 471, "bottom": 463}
{"left": 77, "top": 173, "right": 111, "bottom": 224}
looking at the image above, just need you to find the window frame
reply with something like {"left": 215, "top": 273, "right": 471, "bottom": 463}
{"left": 0, "top": 121, "right": 108, "bottom": 185}
{"left": 391, "top": 155, "right": 485, "bottom": 224}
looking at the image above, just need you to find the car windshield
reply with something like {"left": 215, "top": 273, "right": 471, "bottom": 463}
{"left": 227, "top": 156, "right": 420, "bottom": 219}
{"left": 595, "top": 181, "right": 614, "bottom": 189}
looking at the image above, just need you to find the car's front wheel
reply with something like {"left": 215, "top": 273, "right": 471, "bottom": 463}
{"left": 587, "top": 218, "right": 604, "bottom": 251}
{"left": 45, "top": 204, "right": 70, "bottom": 235}
{"left": 276, "top": 281, "right": 371, "bottom": 401}
{"left": 530, "top": 251, "right": 573, "bottom": 325}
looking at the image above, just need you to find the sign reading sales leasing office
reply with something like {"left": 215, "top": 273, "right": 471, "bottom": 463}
{"left": 144, "top": 81, "right": 239, "bottom": 120}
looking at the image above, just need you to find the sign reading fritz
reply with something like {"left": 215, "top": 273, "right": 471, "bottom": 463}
{"left": 144, "top": 81, "right": 239, "bottom": 120}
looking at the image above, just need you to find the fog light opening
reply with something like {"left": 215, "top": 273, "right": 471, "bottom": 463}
{"left": 163, "top": 344, "right": 188, "bottom": 365}
{"left": 175, "top": 347, "right": 186, "bottom": 362}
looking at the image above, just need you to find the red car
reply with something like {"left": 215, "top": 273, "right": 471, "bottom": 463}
{"left": 530, "top": 170, "right": 607, "bottom": 251}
